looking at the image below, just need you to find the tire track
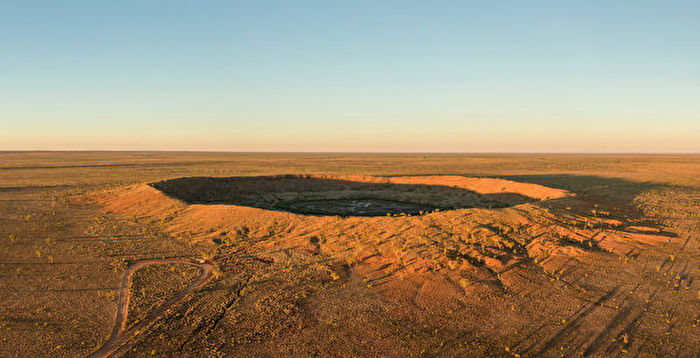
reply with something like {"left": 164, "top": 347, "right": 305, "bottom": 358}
{"left": 87, "top": 258, "right": 214, "bottom": 358}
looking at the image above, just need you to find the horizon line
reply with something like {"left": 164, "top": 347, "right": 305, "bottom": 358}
{"left": 2, "top": 149, "right": 700, "bottom": 155}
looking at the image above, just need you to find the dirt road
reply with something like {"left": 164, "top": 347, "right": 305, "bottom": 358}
{"left": 87, "top": 259, "right": 214, "bottom": 358}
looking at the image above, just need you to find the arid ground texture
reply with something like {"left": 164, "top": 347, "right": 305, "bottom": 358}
{"left": 1, "top": 152, "right": 698, "bottom": 357}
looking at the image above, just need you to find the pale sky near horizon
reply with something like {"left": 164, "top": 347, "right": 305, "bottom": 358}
{"left": 1, "top": 1, "right": 699, "bottom": 152}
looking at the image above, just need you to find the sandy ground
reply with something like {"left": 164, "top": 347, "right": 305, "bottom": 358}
{"left": 87, "top": 259, "right": 213, "bottom": 358}
{"left": 1, "top": 153, "right": 698, "bottom": 357}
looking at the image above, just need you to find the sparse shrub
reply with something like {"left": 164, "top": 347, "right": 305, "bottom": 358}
{"left": 104, "top": 290, "right": 116, "bottom": 301}
{"left": 234, "top": 226, "right": 250, "bottom": 240}
{"left": 309, "top": 236, "right": 320, "bottom": 248}
{"left": 447, "top": 259, "right": 459, "bottom": 270}
{"left": 345, "top": 256, "right": 357, "bottom": 267}
{"left": 200, "top": 250, "right": 214, "bottom": 260}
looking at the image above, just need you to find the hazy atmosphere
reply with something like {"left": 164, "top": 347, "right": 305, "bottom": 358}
{"left": 2, "top": 1, "right": 699, "bottom": 152}
{"left": 2, "top": 2, "right": 700, "bottom": 357}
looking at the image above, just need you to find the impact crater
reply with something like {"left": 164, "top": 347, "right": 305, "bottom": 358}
{"left": 149, "top": 175, "right": 570, "bottom": 217}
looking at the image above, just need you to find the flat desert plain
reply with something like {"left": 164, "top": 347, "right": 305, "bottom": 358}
{"left": 1, "top": 152, "right": 698, "bottom": 357}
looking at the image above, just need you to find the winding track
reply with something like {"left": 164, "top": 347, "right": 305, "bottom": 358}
{"left": 88, "top": 259, "right": 214, "bottom": 358}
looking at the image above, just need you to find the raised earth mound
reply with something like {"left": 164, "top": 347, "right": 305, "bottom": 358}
{"left": 92, "top": 174, "right": 693, "bottom": 357}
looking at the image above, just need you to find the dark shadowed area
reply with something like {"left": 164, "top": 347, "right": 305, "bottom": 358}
{"left": 151, "top": 175, "right": 538, "bottom": 216}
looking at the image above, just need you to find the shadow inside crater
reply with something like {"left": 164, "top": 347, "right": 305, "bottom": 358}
{"left": 150, "top": 175, "right": 539, "bottom": 217}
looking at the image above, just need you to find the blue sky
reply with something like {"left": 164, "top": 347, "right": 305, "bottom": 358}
{"left": 1, "top": 1, "right": 699, "bottom": 152}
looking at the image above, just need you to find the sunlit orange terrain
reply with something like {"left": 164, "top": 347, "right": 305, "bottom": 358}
{"left": 93, "top": 174, "right": 697, "bottom": 357}
{"left": 1, "top": 153, "right": 698, "bottom": 357}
